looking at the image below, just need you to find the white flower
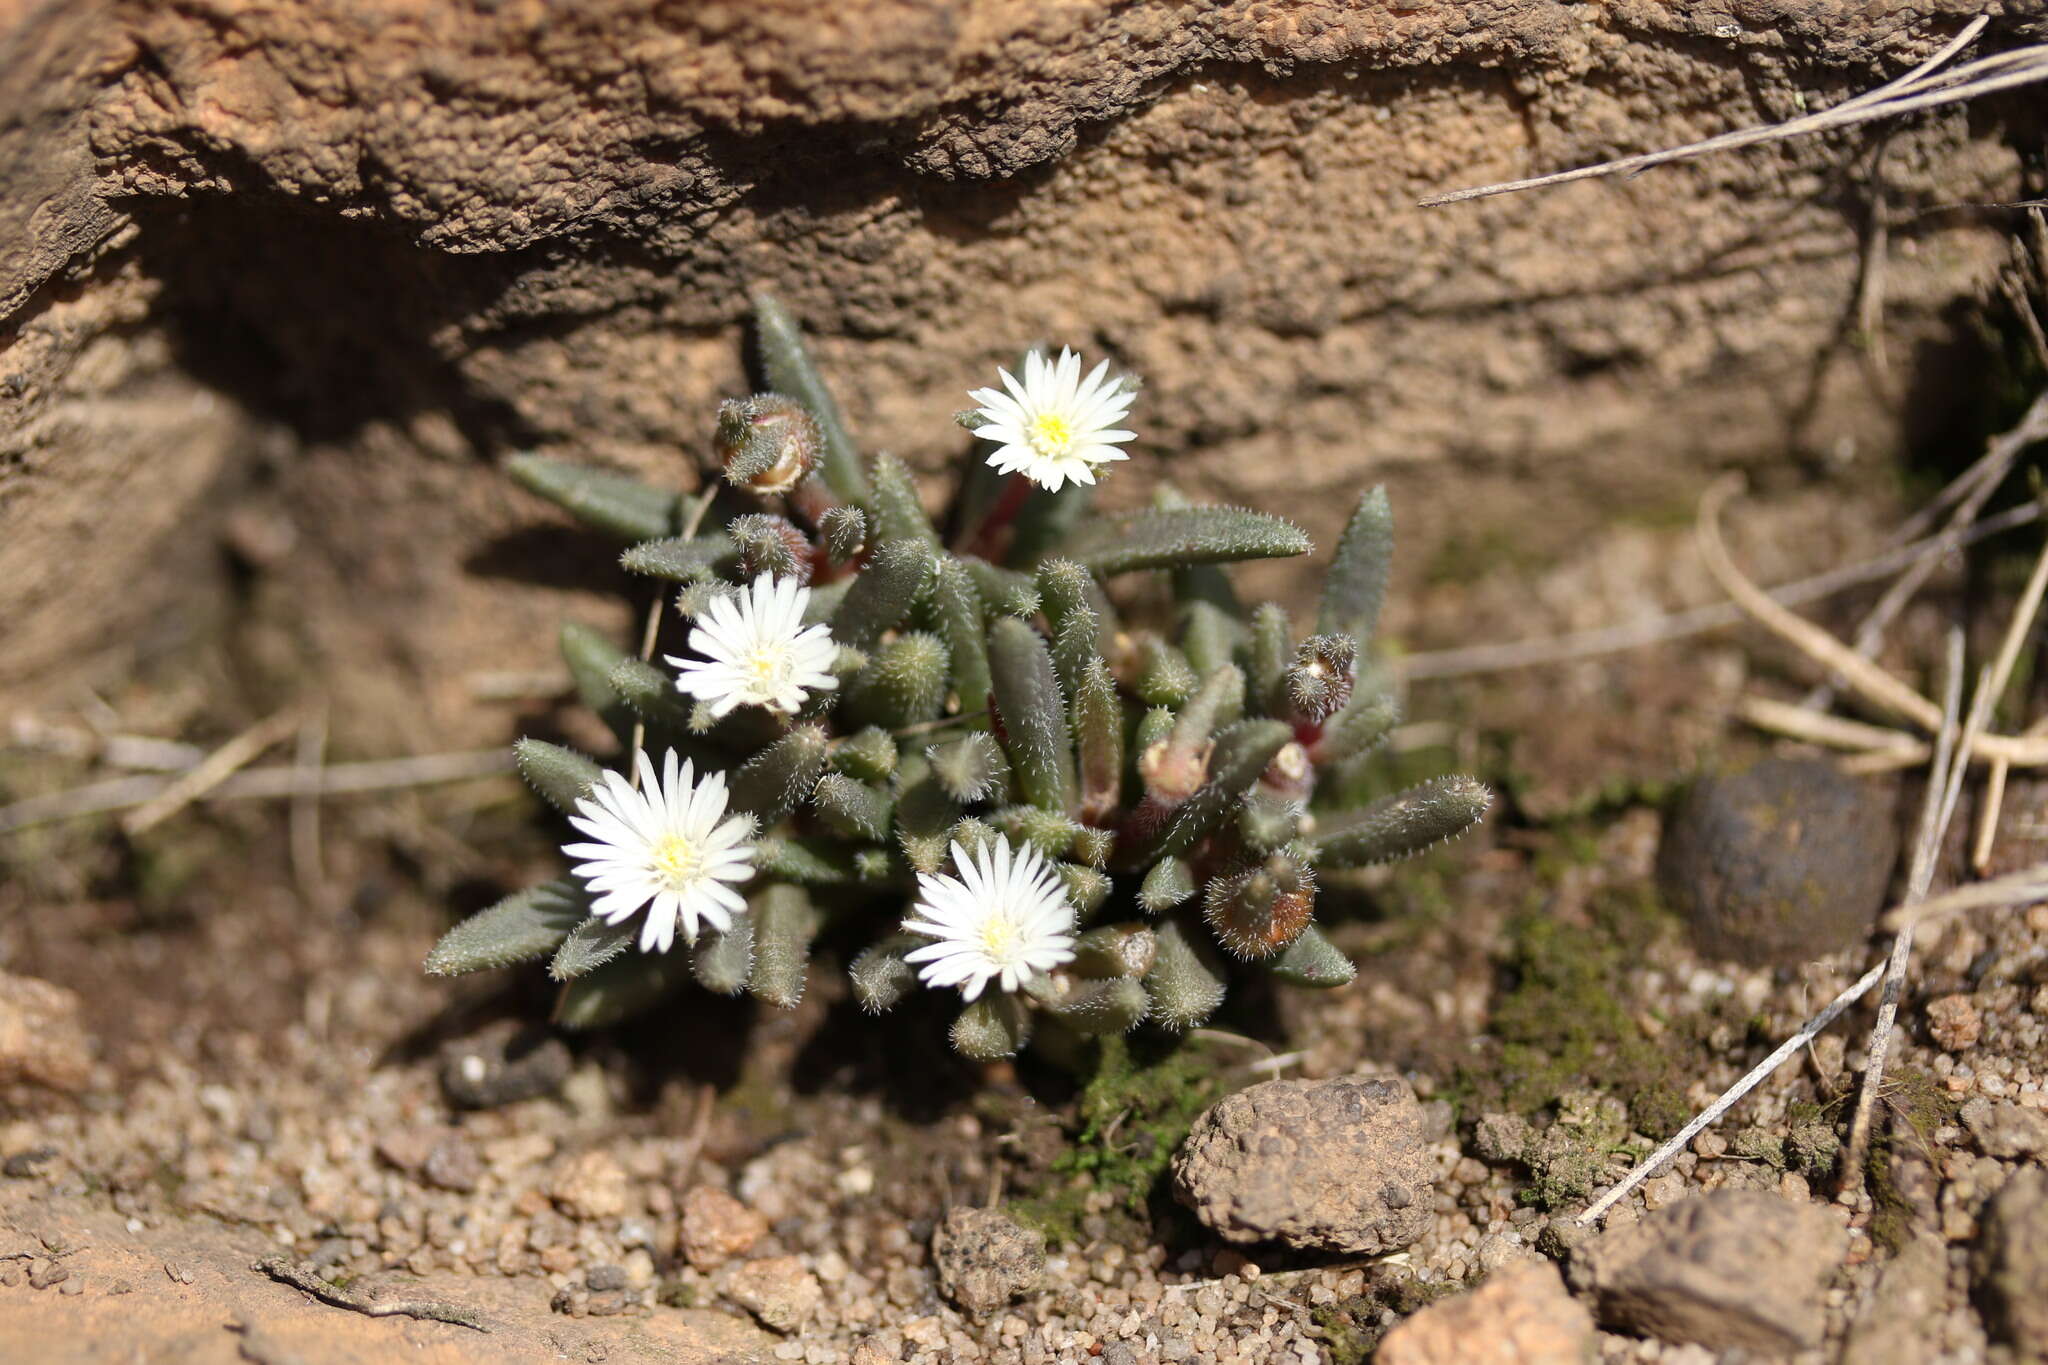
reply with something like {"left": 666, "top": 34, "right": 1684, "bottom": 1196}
{"left": 563, "top": 749, "right": 755, "bottom": 953}
{"left": 901, "top": 836, "right": 1076, "bottom": 1001}
{"left": 968, "top": 347, "right": 1136, "bottom": 492}
{"left": 668, "top": 572, "right": 839, "bottom": 718}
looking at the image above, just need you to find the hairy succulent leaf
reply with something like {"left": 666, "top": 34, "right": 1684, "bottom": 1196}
{"left": 507, "top": 453, "right": 679, "bottom": 543}
{"left": 1047, "top": 976, "right": 1149, "bottom": 1036}
{"left": 1138, "top": 857, "right": 1195, "bottom": 913}
{"left": 869, "top": 452, "right": 943, "bottom": 553}
{"left": 425, "top": 880, "right": 589, "bottom": 976}
{"left": 749, "top": 884, "right": 821, "bottom": 1008}
{"left": 814, "top": 773, "right": 894, "bottom": 842}
{"left": 927, "top": 557, "right": 994, "bottom": 723}
{"left": 692, "top": 920, "right": 755, "bottom": 995}
{"left": 1308, "top": 775, "right": 1492, "bottom": 867}
{"left": 550, "top": 914, "right": 639, "bottom": 981}
{"left": 1319, "top": 485, "right": 1393, "bottom": 645}
{"left": 1144, "top": 919, "right": 1226, "bottom": 1031}
{"left": 556, "top": 949, "right": 691, "bottom": 1030}
{"left": 820, "top": 505, "right": 868, "bottom": 564}
{"left": 951, "top": 993, "right": 1032, "bottom": 1060}
{"left": 730, "top": 724, "right": 830, "bottom": 823}
{"left": 608, "top": 658, "right": 696, "bottom": 733}
{"left": 851, "top": 934, "right": 922, "bottom": 1014}
{"left": 1058, "top": 506, "right": 1311, "bottom": 576}
{"left": 988, "top": 617, "right": 1075, "bottom": 813}
{"left": 842, "top": 631, "right": 949, "bottom": 730}
{"left": 1269, "top": 925, "right": 1356, "bottom": 988}
{"left": 621, "top": 535, "right": 729, "bottom": 581}
{"left": 515, "top": 738, "right": 601, "bottom": 813}
{"left": 832, "top": 539, "right": 933, "bottom": 651}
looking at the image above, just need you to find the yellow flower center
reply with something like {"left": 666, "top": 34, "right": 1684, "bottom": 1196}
{"left": 976, "top": 912, "right": 1022, "bottom": 965}
{"left": 650, "top": 832, "right": 704, "bottom": 891}
{"left": 1026, "top": 411, "right": 1077, "bottom": 459}
{"left": 744, "top": 647, "right": 793, "bottom": 695}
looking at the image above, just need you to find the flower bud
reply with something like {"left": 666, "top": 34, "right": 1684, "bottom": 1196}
{"left": 716, "top": 393, "right": 820, "bottom": 496}
{"left": 1284, "top": 633, "right": 1358, "bottom": 725}
{"left": 1203, "top": 850, "right": 1316, "bottom": 960}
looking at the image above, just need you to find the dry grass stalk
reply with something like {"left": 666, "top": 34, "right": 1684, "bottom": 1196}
{"left": 1421, "top": 19, "right": 2048, "bottom": 208}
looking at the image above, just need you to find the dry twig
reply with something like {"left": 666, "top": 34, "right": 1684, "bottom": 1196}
{"left": 122, "top": 708, "right": 302, "bottom": 836}
{"left": 1395, "top": 499, "right": 2044, "bottom": 682}
{"left": 1420, "top": 20, "right": 2048, "bottom": 207}
{"left": 0, "top": 749, "right": 515, "bottom": 836}
{"left": 1838, "top": 633, "right": 1971, "bottom": 1196}
{"left": 253, "top": 1256, "right": 487, "bottom": 1332}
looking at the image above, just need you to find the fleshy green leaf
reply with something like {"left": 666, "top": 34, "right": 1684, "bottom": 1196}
{"left": 608, "top": 658, "right": 695, "bottom": 733}
{"left": 850, "top": 934, "right": 922, "bottom": 1014}
{"left": 1319, "top": 485, "right": 1393, "bottom": 645}
{"left": 749, "top": 884, "right": 821, "bottom": 1008}
{"left": 754, "top": 835, "right": 863, "bottom": 884}
{"left": 730, "top": 724, "right": 830, "bottom": 822}
{"left": 1072, "top": 659, "right": 1123, "bottom": 824}
{"left": 832, "top": 539, "right": 933, "bottom": 651}
{"left": 506, "top": 453, "right": 680, "bottom": 543}
{"left": 549, "top": 914, "right": 639, "bottom": 981}
{"left": 424, "top": 880, "right": 590, "bottom": 975}
{"left": 988, "top": 617, "right": 1074, "bottom": 813}
{"left": 620, "top": 535, "right": 730, "bottom": 581}
{"left": 561, "top": 622, "right": 628, "bottom": 724}
{"left": 555, "top": 949, "right": 690, "bottom": 1030}
{"left": 868, "top": 452, "right": 942, "bottom": 553}
{"left": 1144, "top": 919, "right": 1226, "bottom": 1030}
{"left": 1268, "top": 924, "right": 1356, "bottom": 987}
{"left": 832, "top": 726, "right": 899, "bottom": 783}
{"left": 842, "top": 632, "right": 949, "bottom": 730}
{"left": 1070, "top": 923, "right": 1157, "bottom": 979}
{"left": 820, "top": 506, "right": 868, "bottom": 565}
{"left": 1313, "top": 690, "right": 1400, "bottom": 765}
{"left": 514, "top": 738, "right": 602, "bottom": 813}
{"left": 1059, "top": 507, "right": 1311, "bottom": 576}
{"left": 692, "top": 920, "right": 754, "bottom": 995}
{"left": 1138, "top": 857, "right": 1195, "bottom": 913}
{"left": 951, "top": 993, "right": 1032, "bottom": 1059}
{"left": 813, "top": 773, "right": 894, "bottom": 842}
{"left": 928, "top": 557, "right": 994, "bottom": 723}
{"left": 1308, "top": 774, "right": 1492, "bottom": 867}
{"left": 1120, "top": 718, "right": 1291, "bottom": 868}
{"left": 1047, "top": 976, "right": 1148, "bottom": 1036}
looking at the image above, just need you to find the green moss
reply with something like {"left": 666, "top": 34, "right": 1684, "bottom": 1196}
{"left": 1007, "top": 1034, "right": 1221, "bottom": 1245}
{"left": 1457, "top": 882, "right": 1702, "bottom": 1208}
{"left": 1484, "top": 892, "right": 1676, "bottom": 1116}
{"left": 1308, "top": 1275, "right": 1465, "bottom": 1361}
{"left": 1310, "top": 1302, "right": 1375, "bottom": 1365}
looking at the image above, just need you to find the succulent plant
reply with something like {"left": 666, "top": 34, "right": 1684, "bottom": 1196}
{"left": 424, "top": 294, "right": 1490, "bottom": 1059}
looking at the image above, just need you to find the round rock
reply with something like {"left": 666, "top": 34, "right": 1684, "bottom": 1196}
{"left": 1172, "top": 1074, "right": 1432, "bottom": 1254}
{"left": 1657, "top": 758, "right": 1896, "bottom": 966}
{"left": 438, "top": 1020, "right": 572, "bottom": 1109}
{"left": 931, "top": 1206, "right": 1046, "bottom": 1316}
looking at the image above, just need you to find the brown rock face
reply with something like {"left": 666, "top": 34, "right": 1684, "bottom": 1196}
{"left": 2, "top": 2, "right": 2033, "bottom": 745}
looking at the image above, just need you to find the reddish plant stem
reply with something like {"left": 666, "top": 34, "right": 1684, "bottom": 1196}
{"left": 962, "top": 472, "right": 1035, "bottom": 562}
